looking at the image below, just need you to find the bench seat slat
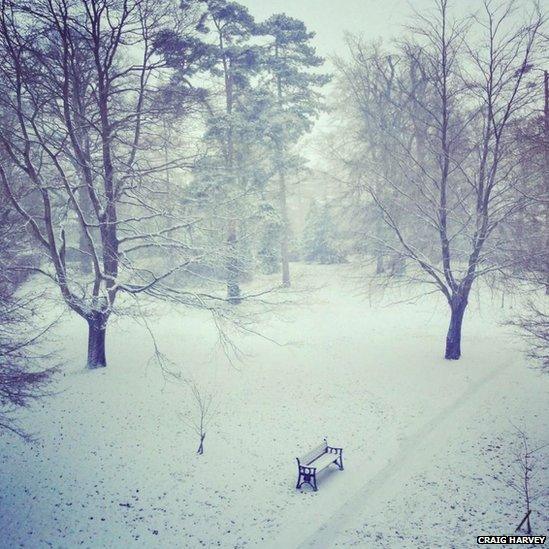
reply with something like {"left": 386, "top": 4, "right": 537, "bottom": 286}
{"left": 307, "top": 452, "right": 339, "bottom": 471}
{"left": 299, "top": 441, "right": 328, "bottom": 465}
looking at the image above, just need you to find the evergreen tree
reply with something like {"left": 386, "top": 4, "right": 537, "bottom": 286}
{"left": 258, "top": 14, "right": 330, "bottom": 286}
{"left": 199, "top": 1, "right": 260, "bottom": 303}
{"left": 157, "top": 0, "right": 263, "bottom": 303}
{"left": 302, "top": 200, "right": 345, "bottom": 265}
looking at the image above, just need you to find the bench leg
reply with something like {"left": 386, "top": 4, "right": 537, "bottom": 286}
{"left": 296, "top": 469, "right": 318, "bottom": 491}
{"left": 337, "top": 453, "right": 344, "bottom": 471}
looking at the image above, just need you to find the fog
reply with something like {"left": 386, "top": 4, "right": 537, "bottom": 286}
{"left": 1, "top": 0, "right": 547, "bottom": 547}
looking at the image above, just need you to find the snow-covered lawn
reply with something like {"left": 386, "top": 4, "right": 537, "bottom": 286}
{"left": 1, "top": 264, "right": 547, "bottom": 548}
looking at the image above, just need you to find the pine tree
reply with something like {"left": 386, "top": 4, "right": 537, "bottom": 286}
{"left": 302, "top": 200, "right": 345, "bottom": 265}
{"left": 157, "top": 0, "right": 263, "bottom": 303}
{"left": 258, "top": 14, "right": 330, "bottom": 286}
{"left": 200, "top": 1, "right": 261, "bottom": 303}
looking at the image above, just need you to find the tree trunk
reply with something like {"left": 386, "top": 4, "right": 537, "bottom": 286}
{"left": 197, "top": 433, "right": 205, "bottom": 455}
{"left": 87, "top": 315, "right": 107, "bottom": 369}
{"left": 278, "top": 171, "right": 291, "bottom": 287}
{"left": 391, "top": 254, "right": 406, "bottom": 276}
{"left": 79, "top": 230, "right": 92, "bottom": 275}
{"left": 445, "top": 295, "right": 467, "bottom": 360}
{"left": 376, "top": 253, "right": 385, "bottom": 274}
{"left": 227, "top": 219, "right": 241, "bottom": 304}
{"left": 274, "top": 48, "right": 291, "bottom": 288}
{"left": 281, "top": 235, "right": 290, "bottom": 287}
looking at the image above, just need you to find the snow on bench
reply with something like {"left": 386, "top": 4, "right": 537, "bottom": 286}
{"left": 296, "top": 439, "right": 344, "bottom": 491}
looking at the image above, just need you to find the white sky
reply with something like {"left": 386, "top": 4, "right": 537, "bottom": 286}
{"left": 238, "top": 0, "right": 538, "bottom": 166}
{"left": 240, "top": 0, "right": 483, "bottom": 63}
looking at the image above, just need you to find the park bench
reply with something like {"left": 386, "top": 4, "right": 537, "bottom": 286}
{"left": 296, "top": 439, "right": 344, "bottom": 491}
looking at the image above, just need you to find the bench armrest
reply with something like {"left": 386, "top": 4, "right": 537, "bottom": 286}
{"left": 326, "top": 446, "right": 343, "bottom": 455}
{"left": 296, "top": 458, "right": 317, "bottom": 472}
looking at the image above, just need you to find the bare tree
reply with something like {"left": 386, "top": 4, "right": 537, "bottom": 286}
{"left": 0, "top": 0, "right": 215, "bottom": 368}
{"left": 510, "top": 305, "right": 549, "bottom": 371}
{"left": 179, "top": 379, "right": 216, "bottom": 455}
{"left": 0, "top": 290, "right": 55, "bottom": 439}
{"left": 505, "top": 427, "right": 548, "bottom": 534}
{"left": 336, "top": 0, "right": 545, "bottom": 359}
{"left": 0, "top": 191, "right": 55, "bottom": 438}
{"left": 500, "top": 67, "right": 549, "bottom": 370}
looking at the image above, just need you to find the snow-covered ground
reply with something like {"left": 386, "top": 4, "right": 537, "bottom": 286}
{"left": 1, "top": 263, "right": 547, "bottom": 548}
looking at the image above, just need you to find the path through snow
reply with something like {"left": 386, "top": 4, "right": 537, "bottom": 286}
{"left": 292, "top": 362, "right": 512, "bottom": 548}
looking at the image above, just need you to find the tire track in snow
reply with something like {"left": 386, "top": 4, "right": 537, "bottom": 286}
{"left": 267, "top": 361, "right": 513, "bottom": 549}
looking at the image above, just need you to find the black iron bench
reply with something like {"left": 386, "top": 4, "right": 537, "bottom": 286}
{"left": 296, "top": 439, "right": 344, "bottom": 491}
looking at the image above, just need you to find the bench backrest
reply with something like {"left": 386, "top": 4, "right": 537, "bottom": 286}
{"left": 299, "top": 440, "right": 327, "bottom": 465}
